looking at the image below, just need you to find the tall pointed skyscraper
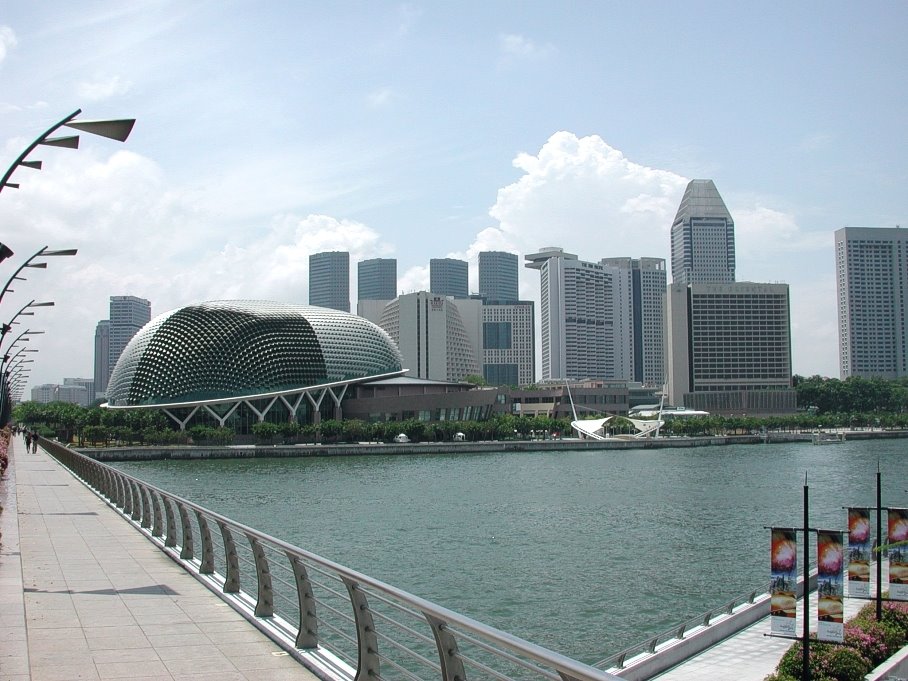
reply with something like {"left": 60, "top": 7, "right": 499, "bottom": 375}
{"left": 670, "top": 179, "right": 735, "bottom": 284}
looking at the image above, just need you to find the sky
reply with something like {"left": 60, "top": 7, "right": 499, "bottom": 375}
{"left": 1, "top": 1, "right": 906, "bottom": 395}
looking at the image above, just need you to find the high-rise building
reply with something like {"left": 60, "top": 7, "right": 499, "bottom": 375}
{"left": 666, "top": 282, "right": 794, "bottom": 414}
{"left": 835, "top": 227, "right": 908, "bottom": 379}
{"left": 671, "top": 179, "right": 736, "bottom": 284}
{"left": 94, "top": 319, "right": 110, "bottom": 399}
{"left": 378, "top": 292, "right": 480, "bottom": 382}
{"left": 478, "top": 251, "right": 519, "bottom": 303}
{"left": 430, "top": 258, "right": 468, "bottom": 299}
{"left": 482, "top": 300, "right": 535, "bottom": 387}
{"left": 108, "top": 296, "right": 151, "bottom": 383}
{"left": 309, "top": 251, "right": 350, "bottom": 312}
{"left": 600, "top": 257, "right": 666, "bottom": 386}
{"left": 525, "top": 247, "right": 609, "bottom": 381}
{"left": 358, "top": 257, "right": 397, "bottom": 302}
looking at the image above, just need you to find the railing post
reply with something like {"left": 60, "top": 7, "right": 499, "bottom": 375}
{"left": 425, "top": 615, "right": 467, "bottom": 681}
{"left": 218, "top": 521, "right": 240, "bottom": 593}
{"left": 286, "top": 553, "right": 318, "bottom": 649}
{"left": 139, "top": 485, "right": 152, "bottom": 529}
{"left": 342, "top": 577, "right": 380, "bottom": 681}
{"left": 129, "top": 480, "right": 142, "bottom": 522}
{"left": 150, "top": 490, "right": 164, "bottom": 537}
{"left": 246, "top": 534, "right": 273, "bottom": 617}
{"left": 122, "top": 475, "right": 133, "bottom": 515}
{"left": 196, "top": 512, "right": 214, "bottom": 574}
{"left": 162, "top": 496, "right": 178, "bottom": 547}
{"left": 113, "top": 473, "right": 126, "bottom": 508}
{"left": 177, "top": 502, "right": 194, "bottom": 560}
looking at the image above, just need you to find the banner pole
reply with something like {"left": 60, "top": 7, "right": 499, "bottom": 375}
{"left": 803, "top": 474, "right": 810, "bottom": 681}
{"left": 877, "top": 462, "right": 882, "bottom": 621}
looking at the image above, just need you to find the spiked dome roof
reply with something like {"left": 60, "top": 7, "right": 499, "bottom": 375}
{"left": 105, "top": 300, "right": 404, "bottom": 407}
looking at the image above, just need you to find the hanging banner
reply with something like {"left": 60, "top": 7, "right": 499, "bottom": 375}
{"left": 770, "top": 528, "right": 798, "bottom": 636}
{"left": 847, "top": 508, "right": 872, "bottom": 598}
{"left": 888, "top": 508, "right": 908, "bottom": 601}
{"left": 817, "top": 530, "right": 845, "bottom": 642}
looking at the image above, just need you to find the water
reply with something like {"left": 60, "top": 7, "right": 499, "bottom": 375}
{"left": 111, "top": 438, "right": 907, "bottom": 665}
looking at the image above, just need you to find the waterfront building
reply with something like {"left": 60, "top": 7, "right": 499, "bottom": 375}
{"left": 105, "top": 300, "right": 404, "bottom": 430}
{"left": 309, "top": 251, "right": 350, "bottom": 312}
{"left": 482, "top": 300, "right": 535, "bottom": 387}
{"left": 93, "top": 320, "right": 110, "bottom": 399}
{"left": 358, "top": 257, "right": 397, "bottom": 301}
{"left": 30, "top": 384, "right": 57, "bottom": 404}
{"left": 666, "top": 282, "right": 795, "bottom": 414}
{"left": 600, "top": 257, "right": 666, "bottom": 386}
{"left": 108, "top": 296, "right": 151, "bottom": 386}
{"left": 671, "top": 179, "right": 736, "bottom": 284}
{"left": 478, "top": 251, "right": 519, "bottom": 303}
{"left": 30, "top": 381, "right": 91, "bottom": 406}
{"left": 835, "top": 227, "right": 908, "bottom": 379}
{"left": 525, "top": 247, "right": 610, "bottom": 382}
{"left": 429, "top": 258, "right": 469, "bottom": 299}
{"left": 379, "top": 292, "right": 480, "bottom": 382}
{"left": 64, "top": 378, "right": 94, "bottom": 407}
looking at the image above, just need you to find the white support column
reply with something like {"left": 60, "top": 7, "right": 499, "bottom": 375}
{"left": 162, "top": 406, "right": 200, "bottom": 431}
{"left": 244, "top": 396, "right": 279, "bottom": 422}
{"left": 202, "top": 401, "right": 241, "bottom": 427}
{"left": 279, "top": 391, "right": 308, "bottom": 422}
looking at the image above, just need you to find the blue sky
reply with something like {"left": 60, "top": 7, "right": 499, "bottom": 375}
{"left": 1, "top": 1, "right": 906, "bottom": 391}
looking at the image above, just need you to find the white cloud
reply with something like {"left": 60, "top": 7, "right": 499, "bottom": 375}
{"left": 75, "top": 75, "right": 132, "bottom": 101}
{"left": 498, "top": 33, "right": 556, "bottom": 63}
{"left": 0, "top": 26, "right": 16, "bottom": 65}
{"left": 367, "top": 86, "right": 394, "bottom": 109}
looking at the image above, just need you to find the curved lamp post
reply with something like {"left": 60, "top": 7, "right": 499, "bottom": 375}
{"left": 0, "top": 300, "right": 54, "bottom": 346}
{"left": 0, "top": 109, "right": 136, "bottom": 194}
{"left": 0, "top": 249, "right": 76, "bottom": 306}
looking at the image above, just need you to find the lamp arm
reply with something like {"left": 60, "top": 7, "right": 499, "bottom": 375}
{"left": 0, "top": 110, "right": 81, "bottom": 193}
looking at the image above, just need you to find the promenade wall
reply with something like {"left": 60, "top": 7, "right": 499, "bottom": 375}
{"left": 74, "top": 430, "right": 908, "bottom": 462}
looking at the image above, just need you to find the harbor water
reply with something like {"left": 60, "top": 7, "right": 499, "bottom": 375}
{"left": 110, "top": 438, "right": 907, "bottom": 665}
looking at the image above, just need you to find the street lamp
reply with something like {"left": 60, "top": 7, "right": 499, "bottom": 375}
{"left": 0, "top": 243, "right": 12, "bottom": 264}
{"left": 0, "top": 109, "right": 136, "bottom": 194}
{"left": 0, "top": 248, "right": 76, "bottom": 306}
{"left": 0, "top": 300, "right": 54, "bottom": 346}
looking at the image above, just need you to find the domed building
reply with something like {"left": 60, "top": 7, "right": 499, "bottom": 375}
{"left": 104, "top": 300, "right": 405, "bottom": 430}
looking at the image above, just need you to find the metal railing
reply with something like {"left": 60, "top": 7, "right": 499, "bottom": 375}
{"left": 591, "top": 588, "right": 764, "bottom": 671}
{"left": 42, "top": 438, "right": 620, "bottom": 681}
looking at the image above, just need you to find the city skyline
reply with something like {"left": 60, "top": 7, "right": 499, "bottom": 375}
{"left": 1, "top": 2, "right": 906, "bottom": 390}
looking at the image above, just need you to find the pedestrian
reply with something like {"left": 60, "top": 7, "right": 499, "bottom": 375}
{"left": 24, "top": 431, "right": 32, "bottom": 452}
{"left": 31, "top": 433, "right": 38, "bottom": 453}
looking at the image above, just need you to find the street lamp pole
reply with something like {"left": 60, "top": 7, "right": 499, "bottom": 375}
{"left": 0, "top": 109, "right": 136, "bottom": 194}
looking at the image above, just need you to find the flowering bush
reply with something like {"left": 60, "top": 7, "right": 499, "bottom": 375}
{"left": 767, "top": 600, "right": 908, "bottom": 680}
{"left": 0, "top": 427, "right": 9, "bottom": 477}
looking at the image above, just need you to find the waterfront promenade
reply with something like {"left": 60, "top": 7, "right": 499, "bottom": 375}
{"left": 0, "top": 435, "right": 319, "bottom": 681}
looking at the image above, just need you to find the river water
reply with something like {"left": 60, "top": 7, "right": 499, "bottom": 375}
{"left": 111, "top": 438, "right": 907, "bottom": 665}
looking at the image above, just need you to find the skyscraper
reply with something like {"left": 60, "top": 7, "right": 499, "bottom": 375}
{"left": 671, "top": 179, "right": 736, "bottom": 284}
{"left": 600, "top": 257, "right": 666, "bottom": 386}
{"left": 525, "top": 247, "right": 609, "bottom": 381}
{"left": 93, "top": 319, "right": 110, "bottom": 399}
{"left": 309, "top": 251, "right": 350, "bottom": 312}
{"left": 835, "top": 227, "right": 908, "bottom": 379}
{"left": 482, "top": 300, "right": 535, "bottom": 387}
{"left": 358, "top": 257, "right": 397, "bottom": 301}
{"left": 429, "top": 258, "right": 468, "bottom": 299}
{"left": 108, "top": 296, "right": 151, "bottom": 383}
{"left": 478, "top": 251, "right": 519, "bottom": 303}
{"left": 666, "top": 282, "right": 794, "bottom": 413}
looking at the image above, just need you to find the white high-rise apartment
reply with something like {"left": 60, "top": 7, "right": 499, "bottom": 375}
{"left": 671, "top": 179, "right": 736, "bottom": 284}
{"left": 600, "top": 257, "right": 666, "bottom": 386}
{"left": 525, "top": 247, "right": 609, "bottom": 381}
{"left": 108, "top": 296, "right": 151, "bottom": 383}
{"left": 835, "top": 227, "right": 908, "bottom": 379}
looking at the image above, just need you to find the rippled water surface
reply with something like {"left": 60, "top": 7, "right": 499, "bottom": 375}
{"left": 112, "top": 439, "right": 908, "bottom": 664}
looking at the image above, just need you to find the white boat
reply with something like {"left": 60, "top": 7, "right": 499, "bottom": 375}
{"left": 812, "top": 430, "right": 845, "bottom": 445}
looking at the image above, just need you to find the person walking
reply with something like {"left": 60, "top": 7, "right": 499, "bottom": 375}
{"left": 31, "top": 432, "right": 38, "bottom": 453}
{"left": 24, "top": 431, "right": 32, "bottom": 452}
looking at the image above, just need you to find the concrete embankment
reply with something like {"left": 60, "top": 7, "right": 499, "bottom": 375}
{"left": 75, "top": 430, "right": 908, "bottom": 462}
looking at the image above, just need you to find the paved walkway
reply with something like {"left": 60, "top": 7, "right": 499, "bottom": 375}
{"left": 0, "top": 435, "right": 319, "bottom": 681}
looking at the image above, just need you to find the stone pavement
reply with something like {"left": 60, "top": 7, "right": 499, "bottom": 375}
{"left": 0, "top": 435, "right": 319, "bottom": 681}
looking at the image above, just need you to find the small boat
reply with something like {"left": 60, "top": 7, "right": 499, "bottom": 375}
{"left": 812, "top": 430, "right": 845, "bottom": 445}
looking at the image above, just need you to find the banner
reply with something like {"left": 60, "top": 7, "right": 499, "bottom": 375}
{"left": 889, "top": 508, "right": 908, "bottom": 601}
{"left": 847, "top": 508, "right": 872, "bottom": 598}
{"left": 770, "top": 528, "right": 798, "bottom": 636}
{"left": 817, "top": 530, "right": 845, "bottom": 642}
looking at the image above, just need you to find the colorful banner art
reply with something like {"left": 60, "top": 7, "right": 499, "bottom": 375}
{"left": 771, "top": 528, "right": 798, "bottom": 636}
{"left": 817, "top": 530, "right": 845, "bottom": 642}
{"left": 847, "top": 508, "right": 872, "bottom": 598}
{"left": 889, "top": 508, "right": 908, "bottom": 601}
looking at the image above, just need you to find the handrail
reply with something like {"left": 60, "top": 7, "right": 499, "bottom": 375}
{"left": 41, "top": 437, "right": 621, "bottom": 681}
